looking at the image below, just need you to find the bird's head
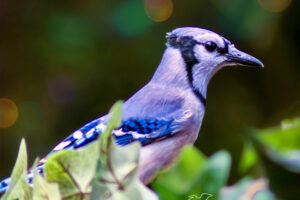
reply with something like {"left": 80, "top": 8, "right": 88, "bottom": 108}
{"left": 161, "top": 27, "right": 263, "bottom": 102}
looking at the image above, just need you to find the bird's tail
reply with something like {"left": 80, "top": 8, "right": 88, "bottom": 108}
{"left": 0, "top": 163, "right": 44, "bottom": 194}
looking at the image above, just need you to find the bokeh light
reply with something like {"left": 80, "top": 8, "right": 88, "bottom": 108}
{"left": 48, "top": 75, "right": 77, "bottom": 105}
{"left": 212, "top": 0, "right": 275, "bottom": 40}
{"left": 144, "top": 0, "right": 173, "bottom": 22}
{"left": 0, "top": 98, "right": 18, "bottom": 128}
{"left": 257, "top": 0, "right": 292, "bottom": 12}
{"left": 112, "top": 0, "right": 153, "bottom": 38}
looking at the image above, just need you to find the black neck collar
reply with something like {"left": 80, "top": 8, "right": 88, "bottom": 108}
{"left": 167, "top": 35, "right": 206, "bottom": 106}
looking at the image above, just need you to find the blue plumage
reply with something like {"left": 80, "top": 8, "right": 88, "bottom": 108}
{"left": 118, "top": 118, "right": 174, "bottom": 145}
{"left": 79, "top": 118, "right": 101, "bottom": 133}
{"left": 50, "top": 117, "right": 174, "bottom": 152}
{"left": 115, "top": 134, "right": 133, "bottom": 146}
{"left": 121, "top": 119, "right": 171, "bottom": 134}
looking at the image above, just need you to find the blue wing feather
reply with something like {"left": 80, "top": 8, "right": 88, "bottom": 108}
{"left": 117, "top": 118, "right": 174, "bottom": 145}
{"left": 0, "top": 117, "right": 175, "bottom": 193}
{"left": 51, "top": 117, "right": 174, "bottom": 152}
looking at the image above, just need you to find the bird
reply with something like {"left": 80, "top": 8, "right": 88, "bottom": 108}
{"left": 0, "top": 27, "right": 263, "bottom": 193}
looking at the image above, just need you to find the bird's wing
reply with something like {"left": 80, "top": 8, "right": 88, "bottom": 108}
{"left": 50, "top": 116, "right": 178, "bottom": 154}
{"left": 0, "top": 114, "right": 182, "bottom": 193}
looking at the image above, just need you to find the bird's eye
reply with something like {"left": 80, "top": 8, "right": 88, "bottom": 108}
{"left": 205, "top": 41, "right": 217, "bottom": 52}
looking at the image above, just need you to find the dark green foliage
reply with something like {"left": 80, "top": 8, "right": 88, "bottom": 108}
{"left": 152, "top": 147, "right": 231, "bottom": 200}
{"left": 241, "top": 118, "right": 300, "bottom": 200}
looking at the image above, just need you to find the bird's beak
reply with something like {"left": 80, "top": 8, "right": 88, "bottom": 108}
{"left": 225, "top": 45, "right": 264, "bottom": 67}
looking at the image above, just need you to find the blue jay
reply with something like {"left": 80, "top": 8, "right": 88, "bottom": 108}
{"left": 0, "top": 27, "right": 263, "bottom": 193}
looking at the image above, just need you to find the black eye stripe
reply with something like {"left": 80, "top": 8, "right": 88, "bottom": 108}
{"left": 194, "top": 41, "right": 228, "bottom": 54}
{"left": 167, "top": 34, "right": 229, "bottom": 52}
{"left": 205, "top": 41, "right": 217, "bottom": 52}
{"left": 166, "top": 35, "right": 206, "bottom": 106}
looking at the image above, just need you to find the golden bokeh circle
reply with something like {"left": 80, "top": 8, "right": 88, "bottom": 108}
{"left": 257, "top": 0, "right": 292, "bottom": 12}
{"left": 0, "top": 98, "right": 19, "bottom": 128}
{"left": 144, "top": 0, "right": 173, "bottom": 22}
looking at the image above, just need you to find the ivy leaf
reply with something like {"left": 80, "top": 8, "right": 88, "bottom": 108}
{"left": 1, "top": 101, "right": 158, "bottom": 200}
{"left": 32, "top": 157, "right": 61, "bottom": 200}
{"left": 92, "top": 141, "right": 158, "bottom": 200}
{"left": 100, "top": 100, "right": 123, "bottom": 156}
{"left": 1, "top": 139, "right": 32, "bottom": 200}
{"left": 110, "top": 177, "right": 158, "bottom": 200}
{"left": 91, "top": 101, "right": 158, "bottom": 200}
{"left": 44, "top": 141, "right": 99, "bottom": 200}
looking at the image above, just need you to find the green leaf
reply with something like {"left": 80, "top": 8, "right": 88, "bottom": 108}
{"left": 245, "top": 118, "right": 300, "bottom": 199}
{"left": 100, "top": 100, "right": 123, "bottom": 154}
{"left": 220, "top": 178, "right": 275, "bottom": 200}
{"left": 257, "top": 118, "right": 300, "bottom": 152}
{"left": 190, "top": 151, "right": 231, "bottom": 199}
{"left": 33, "top": 172, "right": 61, "bottom": 200}
{"left": 1, "top": 139, "right": 32, "bottom": 200}
{"left": 152, "top": 148, "right": 231, "bottom": 200}
{"left": 103, "top": 142, "right": 140, "bottom": 188}
{"left": 92, "top": 138, "right": 158, "bottom": 200}
{"left": 106, "top": 100, "right": 123, "bottom": 131}
{"left": 44, "top": 141, "right": 99, "bottom": 200}
{"left": 238, "top": 141, "right": 258, "bottom": 174}
{"left": 92, "top": 102, "right": 158, "bottom": 200}
{"left": 241, "top": 118, "right": 300, "bottom": 174}
{"left": 0, "top": 101, "right": 158, "bottom": 200}
{"left": 30, "top": 157, "right": 61, "bottom": 200}
{"left": 110, "top": 177, "right": 158, "bottom": 200}
{"left": 152, "top": 146, "right": 206, "bottom": 197}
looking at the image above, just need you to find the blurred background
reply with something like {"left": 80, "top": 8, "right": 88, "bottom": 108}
{"left": 0, "top": 0, "right": 299, "bottom": 185}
